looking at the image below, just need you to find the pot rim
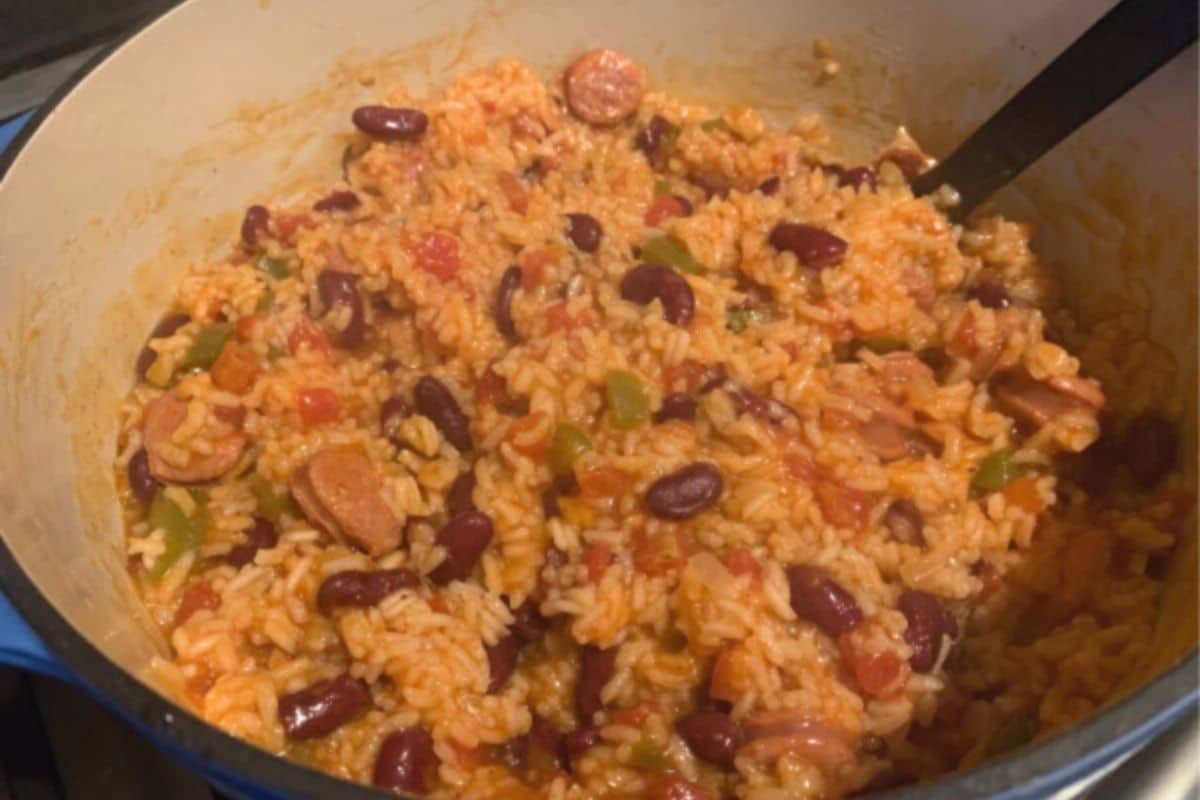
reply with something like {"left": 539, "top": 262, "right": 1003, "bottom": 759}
{"left": 0, "top": 2, "right": 1195, "bottom": 798}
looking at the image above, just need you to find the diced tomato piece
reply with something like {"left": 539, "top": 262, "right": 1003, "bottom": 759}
{"left": 661, "top": 359, "right": 709, "bottom": 392}
{"left": 430, "top": 594, "right": 450, "bottom": 613}
{"left": 709, "top": 649, "right": 748, "bottom": 703}
{"left": 288, "top": 321, "right": 332, "bottom": 358}
{"left": 544, "top": 302, "right": 582, "bottom": 333}
{"left": 645, "top": 774, "right": 713, "bottom": 800}
{"left": 610, "top": 703, "right": 659, "bottom": 726}
{"left": 784, "top": 453, "right": 818, "bottom": 482}
{"left": 583, "top": 543, "right": 614, "bottom": 583}
{"left": 644, "top": 194, "right": 687, "bottom": 227}
{"left": 211, "top": 340, "right": 260, "bottom": 395}
{"left": 815, "top": 481, "right": 871, "bottom": 529}
{"left": 273, "top": 212, "right": 317, "bottom": 244}
{"left": 296, "top": 386, "right": 341, "bottom": 427}
{"left": 518, "top": 247, "right": 555, "bottom": 289}
{"left": 174, "top": 582, "right": 220, "bottom": 626}
{"left": 1002, "top": 476, "right": 1042, "bottom": 514}
{"left": 235, "top": 314, "right": 261, "bottom": 341}
{"left": 722, "top": 547, "right": 761, "bottom": 579}
{"left": 576, "top": 463, "right": 626, "bottom": 500}
{"left": 839, "top": 636, "right": 909, "bottom": 698}
{"left": 633, "top": 531, "right": 689, "bottom": 577}
{"left": 821, "top": 408, "right": 859, "bottom": 432}
{"left": 413, "top": 232, "right": 461, "bottom": 280}
{"left": 475, "top": 366, "right": 507, "bottom": 406}
{"left": 508, "top": 412, "right": 550, "bottom": 459}
{"left": 497, "top": 172, "right": 529, "bottom": 214}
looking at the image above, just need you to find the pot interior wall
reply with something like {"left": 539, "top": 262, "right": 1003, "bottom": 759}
{"left": 0, "top": 0, "right": 1193, "bottom": 714}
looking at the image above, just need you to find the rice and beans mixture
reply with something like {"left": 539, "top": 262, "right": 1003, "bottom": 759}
{"left": 115, "top": 51, "right": 1188, "bottom": 798}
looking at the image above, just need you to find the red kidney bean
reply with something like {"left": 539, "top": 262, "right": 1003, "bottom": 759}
{"left": 883, "top": 500, "right": 925, "bottom": 547}
{"left": 758, "top": 176, "right": 782, "bottom": 196}
{"left": 225, "top": 516, "right": 279, "bottom": 567}
{"left": 486, "top": 634, "right": 519, "bottom": 693}
{"left": 899, "top": 589, "right": 957, "bottom": 672}
{"left": 136, "top": 313, "right": 191, "bottom": 379}
{"left": 634, "top": 115, "right": 673, "bottom": 169}
{"left": 576, "top": 645, "right": 616, "bottom": 722}
{"left": 316, "top": 568, "right": 419, "bottom": 615}
{"left": 316, "top": 269, "right": 366, "bottom": 348}
{"left": 859, "top": 733, "right": 887, "bottom": 756}
{"left": 497, "top": 734, "right": 528, "bottom": 770}
{"left": 127, "top": 449, "right": 163, "bottom": 508}
{"left": 769, "top": 222, "right": 848, "bottom": 269}
{"left": 241, "top": 205, "right": 270, "bottom": 248}
{"left": 379, "top": 395, "right": 411, "bottom": 446}
{"left": 510, "top": 599, "right": 548, "bottom": 642}
{"left": 654, "top": 393, "right": 697, "bottom": 424}
{"left": 278, "top": 674, "right": 369, "bottom": 740}
{"left": 563, "top": 725, "right": 601, "bottom": 757}
{"left": 1122, "top": 413, "right": 1177, "bottom": 488}
{"left": 725, "top": 381, "right": 798, "bottom": 426}
{"left": 619, "top": 263, "right": 695, "bottom": 326}
{"left": 786, "top": 565, "right": 863, "bottom": 637}
{"left": 429, "top": 511, "right": 494, "bottom": 585}
{"left": 645, "top": 462, "right": 723, "bottom": 520}
{"left": 413, "top": 376, "right": 473, "bottom": 452}
{"left": 372, "top": 727, "right": 436, "bottom": 794}
{"left": 676, "top": 710, "right": 740, "bottom": 768}
{"left": 673, "top": 195, "right": 695, "bottom": 216}
{"left": 446, "top": 471, "right": 477, "bottom": 517}
{"left": 823, "top": 164, "right": 877, "bottom": 192}
{"left": 313, "top": 190, "right": 361, "bottom": 213}
{"left": 966, "top": 281, "right": 1011, "bottom": 310}
{"left": 494, "top": 265, "right": 522, "bottom": 342}
{"left": 529, "top": 714, "right": 568, "bottom": 770}
{"left": 565, "top": 213, "right": 603, "bottom": 253}
{"left": 352, "top": 105, "right": 428, "bottom": 141}
{"left": 543, "top": 472, "right": 579, "bottom": 520}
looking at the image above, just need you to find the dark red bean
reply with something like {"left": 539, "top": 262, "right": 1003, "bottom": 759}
{"left": 380, "top": 395, "right": 411, "bottom": 446}
{"left": 497, "top": 734, "right": 528, "bottom": 770}
{"left": 373, "top": 727, "right": 436, "bottom": 795}
{"left": 494, "top": 265, "right": 522, "bottom": 342}
{"left": 565, "top": 213, "right": 603, "bottom": 253}
{"left": 576, "top": 645, "right": 616, "bottom": 722}
{"left": 127, "top": 449, "right": 163, "bottom": 508}
{"left": 619, "top": 263, "right": 695, "bottom": 326}
{"left": 352, "top": 105, "right": 429, "bottom": 141}
{"left": 644, "top": 462, "right": 723, "bottom": 520}
{"left": 654, "top": 393, "right": 697, "bottom": 424}
{"left": 769, "top": 222, "right": 848, "bottom": 269}
{"left": 446, "top": 471, "right": 477, "bottom": 517}
{"left": 883, "top": 500, "right": 925, "bottom": 547}
{"left": 241, "top": 205, "right": 270, "bottom": 248}
{"left": 824, "top": 165, "right": 877, "bottom": 192}
{"left": 966, "top": 281, "right": 1011, "bottom": 310}
{"left": 429, "top": 511, "right": 494, "bottom": 585}
{"left": 136, "top": 313, "right": 191, "bottom": 378}
{"left": 511, "top": 599, "right": 548, "bottom": 642}
{"left": 673, "top": 195, "right": 695, "bottom": 216}
{"left": 226, "top": 516, "right": 279, "bottom": 567}
{"left": 758, "top": 176, "right": 782, "bottom": 196}
{"left": 786, "top": 565, "right": 863, "bottom": 637}
{"left": 1122, "top": 413, "right": 1177, "bottom": 488}
{"left": 313, "top": 190, "right": 361, "bottom": 213}
{"left": 634, "top": 115, "right": 673, "bottom": 169}
{"left": 529, "top": 714, "right": 568, "bottom": 770}
{"left": 278, "top": 674, "right": 369, "bottom": 740}
{"left": 413, "top": 376, "right": 473, "bottom": 452}
{"left": 486, "top": 634, "right": 520, "bottom": 693}
{"left": 563, "top": 725, "right": 601, "bottom": 757}
{"left": 899, "top": 589, "right": 957, "bottom": 672}
{"left": 316, "top": 568, "right": 419, "bottom": 615}
{"left": 725, "top": 381, "right": 798, "bottom": 426}
{"left": 542, "top": 473, "right": 578, "bottom": 519}
{"left": 676, "top": 710, "right": 740, "bottom": 768}
{"left": 316, "top": 269, "right": 366, "bottom": 348}
{"left": 860, "top": 733, "right": 887, "bottom": 756}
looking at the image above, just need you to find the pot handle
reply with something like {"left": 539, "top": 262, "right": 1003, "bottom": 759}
{"left": 0, "top": 591, "right": 71, "bottom": 680}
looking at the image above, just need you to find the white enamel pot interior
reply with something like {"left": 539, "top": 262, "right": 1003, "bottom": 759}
{"left": 0, "top": 1, "right": 1194, "bottom": 798}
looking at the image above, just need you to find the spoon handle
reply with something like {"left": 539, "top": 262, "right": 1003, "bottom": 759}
{"left": 911, "top": 0, "right": 1198, "bottom": 219}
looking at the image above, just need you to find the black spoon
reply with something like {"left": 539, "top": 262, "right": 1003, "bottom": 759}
{"left": 911, "top": 0, "right": 1198, "bottom": 221}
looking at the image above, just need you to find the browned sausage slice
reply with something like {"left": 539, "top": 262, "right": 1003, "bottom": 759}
{"left": 290, "top": 447, "right": 403, "bottom": 557}
{"left": 992, "top": 370, "right": 1100, "bottom": 429}
{"left": 563, "top": 49, "right": 645, "bottom": 126}
{"left": 143, "top": 394, "right": 247, "bottom": 483}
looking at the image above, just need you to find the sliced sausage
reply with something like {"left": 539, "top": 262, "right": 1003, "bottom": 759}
{"left": 142, "top": 394, "right": 247, "bottom": 483}
{"left": 858, "top": 413, "right": 936, "bottom": 462}
{"left": 563, "top": 49, "right": 645, "bottom": 125}
{"left": 290, "top": 447, "right": 403, "bottom": 557}
{"left": 991, "top": 370, "right": 1098, "bottom": 429}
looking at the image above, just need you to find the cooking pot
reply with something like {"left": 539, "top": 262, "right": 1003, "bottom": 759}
{"left": 0, "top": 1, "right": 1194, "bottom": 798}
